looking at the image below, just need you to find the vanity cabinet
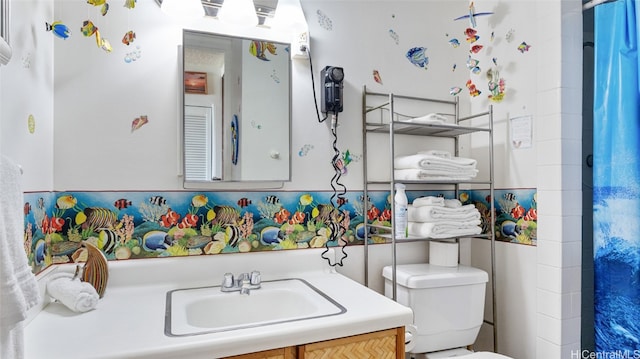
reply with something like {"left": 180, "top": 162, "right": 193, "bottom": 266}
{"left": 298, "top": 327, "right": 405, "bottom": 359}
{"left": 223, "top": 327, "right": 405, "bottom": 359}
{"left": 224, "top": 347, "right": 297, "bottom": 359}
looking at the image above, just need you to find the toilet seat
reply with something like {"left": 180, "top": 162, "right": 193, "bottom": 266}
{"left": 456, "top": 352, "right": 513, "bottom": 359}
{"left": 418, "top": 349, "right": 513, "bottom": 359}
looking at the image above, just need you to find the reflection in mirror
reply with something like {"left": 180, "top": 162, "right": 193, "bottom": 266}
{"left": 182, "top": 30, "right": 291, "bottom": 187}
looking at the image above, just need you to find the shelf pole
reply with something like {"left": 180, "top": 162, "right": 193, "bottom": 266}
{"left": 488, "top": 105, "right": 498, "bottom": 352}
{"left": 389, "top": 93, "right": 397, "bottom": 301}
{"left": 362, "top": 85, "right": 370, "bottom": 287}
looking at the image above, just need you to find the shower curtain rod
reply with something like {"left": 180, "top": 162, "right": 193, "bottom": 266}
{"left": 583, "top": 0, "right": 616, "bottom": 11}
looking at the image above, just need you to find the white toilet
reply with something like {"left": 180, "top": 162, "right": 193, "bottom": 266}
{"left": 382, "top": 263, "right": 512, "bottom": 359}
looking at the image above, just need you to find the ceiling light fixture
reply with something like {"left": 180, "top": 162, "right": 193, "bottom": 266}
{"left": 161, "top": 0, "right": 205, "bottom": 18}
{"left": 217, "top": 0, "right": 258, "bottom": 27}
{"left": 272, "top": 0, "right": 306, "bottom": 32}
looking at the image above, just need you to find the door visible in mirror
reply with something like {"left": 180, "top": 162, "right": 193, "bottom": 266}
{"left": 182, "top": 30, "right": 291, "bottom": 186}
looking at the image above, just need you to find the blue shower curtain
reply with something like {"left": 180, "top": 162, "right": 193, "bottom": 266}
{"left": 593, "top": 0, "right": 640, "bottom": 352}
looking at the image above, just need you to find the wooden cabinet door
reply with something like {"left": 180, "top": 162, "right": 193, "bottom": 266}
{"left": 297, "top": 327, "right": 405, "bottom": 359}
{"left": 223, "top": 346, "right": 297, "bottom": 359}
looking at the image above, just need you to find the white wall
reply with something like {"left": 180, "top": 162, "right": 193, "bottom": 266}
{"left": 0, "top": 0, "right": 54, "bottom": 192}
{"left": 0, "top": 0, "right": 585, "bottom": 358}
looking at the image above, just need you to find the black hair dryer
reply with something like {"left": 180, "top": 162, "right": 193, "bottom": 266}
{"left": 321, "top": 66, "right": 344, "bottom": 114}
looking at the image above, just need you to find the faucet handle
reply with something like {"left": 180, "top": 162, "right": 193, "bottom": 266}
{"left": 222, "top": 272, "right": 235, "bottom": 288}
{"left": 250, "top": 270, "right": 261, "bottom": 286}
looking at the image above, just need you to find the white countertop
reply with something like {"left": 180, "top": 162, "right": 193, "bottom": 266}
{"left": 25, "top": 249, "right": 413, "bottom": 359}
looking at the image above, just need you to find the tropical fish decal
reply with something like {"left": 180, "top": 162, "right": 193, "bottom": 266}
{"left": 517, "top": 42, "right": 531, "bottom": 53}
{"left": 149, "top": 196, "right": 167, "bottom": 206}
{"left": 100, "top": 3, "right": 109, "bottom": 16}
{"left": 114, "top": 198, "right": 132, "bottom": 210}
{"left": 80, "top": 20, "right": 111, "bottom": 53}
{"left": 46, "top": 21, "right": 71, "bottom": 40}
{"left": 454, "top": 1, "right": 493, "bottom": 28}
{"left": 466, "top": 56, "right": 480, "bottom": 74}
{"left": 81, "top": 20, "right": 98, "bottom": 37}
{"left": 406, "top": 47, "right": 429, "bottom": 69}
{"left": 28, "top": 114, "right": 36, "bottom": 134}
{"left": 122, "top": 31, "right": 136, "bottom": 46}
{"left": 210, "top": 205, "right": 240, "bottom": 226}
{"left": 80, "top": 207, "right": 118, "bottom": 230}
{"left": 265, "top": 195, "right": 280, "bottom": 205}
{"left": 231, "top": 115, "right": 239, "bottom": 165}
{"left": 249, "top": 41, "right": 277, "bottom": 61}
{"left": 464, "top": 28, "right": 479, "bottom": 43}
{"left": 143, "top": 230, "right": 172, "bottom": 252}
{"left": 131, "top": 115, "right": 148, "bottom": 133}
{"left": 388, "top": 29, "right": 399, "bottom": 45}
{"left": 470, "top": 45, "right": 483, "bottom": 54}
{"left": 225, "top": 225, "right": 241, "bottom": 247}
{"left": 123, "top": 0, "right": 137, "bottom": 9}
{"left": 191, "top": 194, "right": 208, "bottom": 208}
{"left": 56, "top": 195, "right": 77, "bottom": 210}
{"left": 237, "top": 197, "right": 252, "bottom": 208}
{"left": 160, "top": 209, "right": 180, "bottom": 228}
{"left": 98, "top": 229, "right": 118, "bottom": 254}
{"left": 466, "top": 79, "right": 481, "bottom": 97}
{"left": 373, "top": 70, "right": 383, "bottom": 84}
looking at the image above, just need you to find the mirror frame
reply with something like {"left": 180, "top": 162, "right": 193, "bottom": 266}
{"left": 181, "top": 30, "right": 292, "bottom": 190}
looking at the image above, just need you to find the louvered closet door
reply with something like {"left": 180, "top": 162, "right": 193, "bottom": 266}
{"left": 184, "top": 105, "right": 214, "bottom": 181}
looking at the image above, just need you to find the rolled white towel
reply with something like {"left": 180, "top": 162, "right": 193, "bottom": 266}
{"left": 46, "top": 272, "right": 99, "bottom": 313}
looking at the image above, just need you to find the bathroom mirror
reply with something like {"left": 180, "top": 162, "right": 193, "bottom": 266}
{"left": 182, "top": 30, "right": 291, "bottom": 188}
{"left": 0, "top": 0, "right": 11, "bottom": 65}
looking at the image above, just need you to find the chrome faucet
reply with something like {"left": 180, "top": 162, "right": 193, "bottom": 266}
{"left": 221, "top": 270, "right": 261, "bottom": 294}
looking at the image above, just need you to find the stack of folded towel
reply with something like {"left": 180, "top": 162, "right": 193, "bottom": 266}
{"left": 46, "top": 272, "right": 99, "bottom": 313}
{"left": 407, "top": 196, "right": 482, "bottom": 239}
{"left": 405, "top": 113, "right": 454, "bottom": 125}
{"left": 394, "top": 150, "right": 478, "bottom": 181}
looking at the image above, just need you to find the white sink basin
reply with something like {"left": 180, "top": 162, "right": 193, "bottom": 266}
{"left": 165, "top": 278, "right": 346, "bottom": 336}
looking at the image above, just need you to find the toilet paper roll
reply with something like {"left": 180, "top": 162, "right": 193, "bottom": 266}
{"left": 404, "top": 324, "right": 418, "bottom": 352}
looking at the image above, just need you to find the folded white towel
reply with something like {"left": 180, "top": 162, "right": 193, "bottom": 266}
{"left": 408, "top": 204, "right": 480, "bottom": 222}
{"left": 407, "top": 113, "right": 451, "bottom": 125}
{"left": 46, "top": 272, "right": 99, "bottom": 313}
{"left": 412, "top": 197, "right": 462, "bottom": 208}
{"left": 395, "top": 169, "right": 477, "bottom": 181}
{"left": 395, "top": 153, "right": 477, "bottom": 170}
{"left": 420, "top": 150, "right": 451, "bottom": 159}
{"left": 444, "top": 199, "right": 462, "bottom": 208}
{"left": 412, "top": 196, "right": 445, "bottom": 207}
{"left": 408, "top": 221, "right": 482, "bottom": 239}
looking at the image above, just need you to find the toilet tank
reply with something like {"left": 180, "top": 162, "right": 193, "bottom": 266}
{"left": 383, "top": 263, "right": 488, "bottom": 354}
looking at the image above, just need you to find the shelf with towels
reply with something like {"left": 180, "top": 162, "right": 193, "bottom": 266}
{"left": 365, "top": 120, "right": 491, "bottom": 137}
{"left": 361, "top": 85, "right": 497, "bottom": 349}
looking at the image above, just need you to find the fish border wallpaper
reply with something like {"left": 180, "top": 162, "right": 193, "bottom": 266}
{"left": 23, "top": 188, "right": 536, "bottom": 274}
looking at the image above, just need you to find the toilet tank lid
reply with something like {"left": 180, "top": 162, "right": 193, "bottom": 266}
{"left": 382, "top": 264, "right": 488, "bottom": 289}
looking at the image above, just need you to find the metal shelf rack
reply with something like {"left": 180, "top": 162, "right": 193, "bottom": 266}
{"left": 361, "top": 85, "right": 497, "bottom": 350}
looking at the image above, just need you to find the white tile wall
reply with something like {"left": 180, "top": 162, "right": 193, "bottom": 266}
{"left": 535, "top": 0, "right": 583, "bottom": 357}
